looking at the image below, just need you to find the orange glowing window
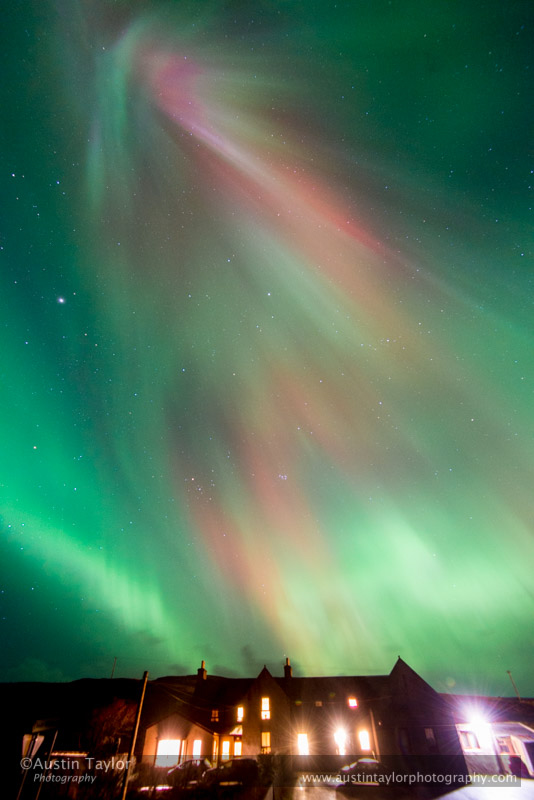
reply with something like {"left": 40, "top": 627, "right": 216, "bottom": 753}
{"left": 334, "top": 729, "right": 347, "bottom": 756}
{"left": 348, "top": 696, "right": 358, "bottom": 708}
{"left": 234, "top": 740, "right": 242, "bottom": 756}
{"left": 261, "top": 697, "right": 270, "bottom": 720}
{"left": 359, "top": 730, "right": 371, "bottom": 751}
{"left": 155, "top": 739, "right": 181, "bottom": 767}
{"left": 297, "top": 733, "right": 309, "bottom": 755}
{"left": 261, "top": 731, "right": 271, "bottom": 753}
{"left": 237, "top": 706, "right": 244, "bottom": 722}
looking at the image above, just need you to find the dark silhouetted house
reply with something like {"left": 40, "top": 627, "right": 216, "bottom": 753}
{"left": 10, "top": 658, "right": 534, "bottom": 797}
{"left": 140, "top": 657, "right": 465, "bottom": 772}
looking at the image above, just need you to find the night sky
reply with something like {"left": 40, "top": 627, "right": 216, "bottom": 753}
{"left": 2, "top": 0, "right": 533, "bottom": 696}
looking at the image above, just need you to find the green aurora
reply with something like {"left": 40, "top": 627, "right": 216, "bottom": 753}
{"left": 1, "top": 0, "right": 533, "bottom": 694}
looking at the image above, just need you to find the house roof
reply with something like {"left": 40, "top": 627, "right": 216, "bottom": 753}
{"left": 153, "top": 674, "right": 254, "bottom": 708}
{"left": 148, "top": 658, "right": 444, "bottom": 716}
{"left": 443, "top": 694, "right": 534, "bottom": 726}
{"left": 272, "top": 674, "right": 390, "bottom": 704}
{"left": 491, "top": 722, "right": 534, "bottom": 740}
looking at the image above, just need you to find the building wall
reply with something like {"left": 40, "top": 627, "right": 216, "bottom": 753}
{"left": 141, "top": 660, "right": 467, "bottom": 767}
{"left": 242, "top": 670, "right": 292, "bottom": 756}
{"left": 142, "top": 713, "right": 213, "bottom": 765}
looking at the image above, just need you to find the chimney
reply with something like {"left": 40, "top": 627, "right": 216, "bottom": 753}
{"left": 284, "top": 657, "right": 292, "bottom": 680}
{"left": 197, "top": 660, "right": 207, "bottom": 681}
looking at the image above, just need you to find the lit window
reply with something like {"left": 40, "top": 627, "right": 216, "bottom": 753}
{"left": 261, "top": 731, "right": 271, "bottom": 753}
{"left": 222, "top": 740, "right": 230, "bottom": 760}
{"left": 261, "top": 697, "right": 270, "bottom": 720}
{"left": 315, "top": 700, "right": 323, "bottom": 707}
{"left": 298, "top": 733, "right": 309, "bottom": 755}
{"left": 155, "top": 739, "right": 181, "bottom": 767}
{"left": 211, "top": 709, "right": 219, "bottom": 722}
{"left": 234, "top": 740, "right": 242, "bottom": 756}
{"left": 237, "top": 706, "right": 244, "bottom": 722}
{"left": 193, "top": 740, "right": 202, "bottom": 758}
{"left": 463, "top": 715, "right": 493, "bottom": 752}
{"left": 348, "top": 697, "right": 358, "bottom": 708}
{"left": 460, "top": 730, "right": 480, "bottom": 750}
{"left": 212, "top": 739, "right": 218, "bottom": 759}
{"left": 359, "top": 730, "right": 371, "bottom": 751}
{"left": 334, "top": 729, "right": 347, "bottom": 756}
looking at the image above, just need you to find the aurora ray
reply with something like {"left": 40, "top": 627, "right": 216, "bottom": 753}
{"left": 2, "top": 0, "right": 533, "bottom": 693}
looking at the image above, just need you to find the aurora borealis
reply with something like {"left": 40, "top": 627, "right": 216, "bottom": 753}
{"left": 2, "top": 0, "right": 533, "bottom": 695}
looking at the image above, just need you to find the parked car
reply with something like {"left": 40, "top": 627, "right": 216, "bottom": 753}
{"left": 334, "top": 758, "right": 385, "bottom": 790}
{"left": 202, "top": 758, "right": 259, "bottom": 787}
{"left": 340, "top": 758, "right": 383, "bottom": 776}
{"left": 168, "top": 758, "right": 212, "bottom": 788}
